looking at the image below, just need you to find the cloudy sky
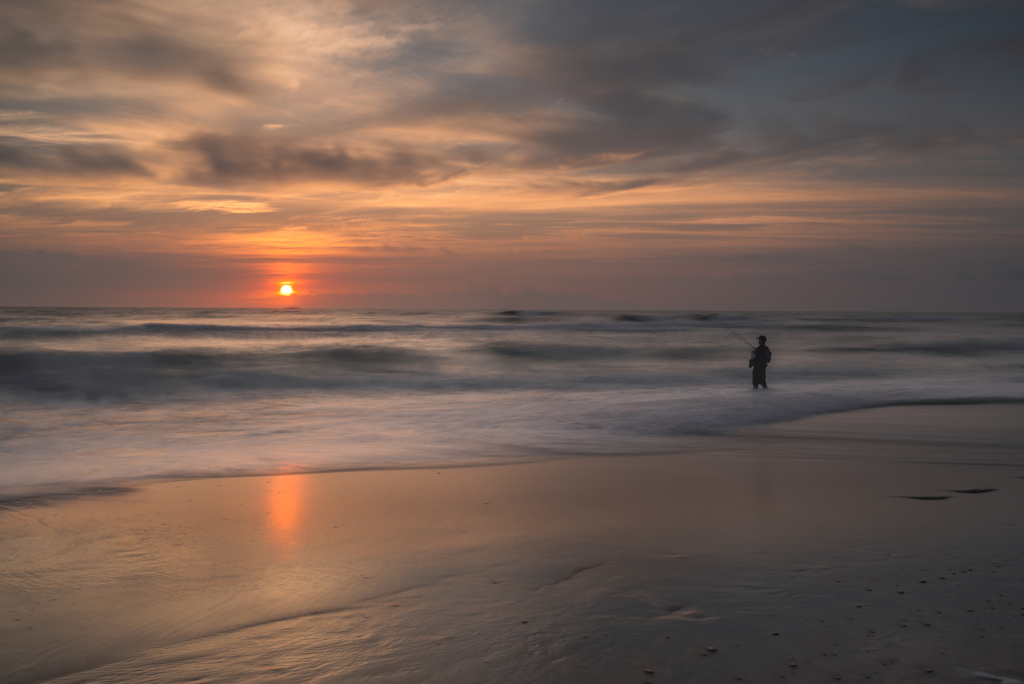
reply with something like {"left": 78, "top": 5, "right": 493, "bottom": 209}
{"left": 0, "top": 0, "right": 1021, "bottom": 309}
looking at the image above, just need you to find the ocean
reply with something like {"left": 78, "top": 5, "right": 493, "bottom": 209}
{"left": 2, "top": 307, "right": 1023, "bottom": 498}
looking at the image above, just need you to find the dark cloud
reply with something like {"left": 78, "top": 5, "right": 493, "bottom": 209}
{"left": 894, "top": 56, "right": 946, "bottom": 93}
{"left": 0, "top": 24, "right": 76, "bottom": 77}
{"left": 669, "top": 147, "right": 752, "bottom": 175}
{"left": 0, "top": 0, "right": 255, "bottom": 94}
{"left": 532, "top": 178, "right": 661, "bottom": 196}
{"left": 666, "top": 122, "right": 1024, "bottom": 180}
{"left": 0, "top": 95, "right": 165, "bottom": 124}
{"left": 173, "top": 133, "right": 465, "bottom": 187}
{"left": 975, "top": 34, "right": 1024, "bottom": 62}
{"left": 791, "top": 69, "right": 882, "bottom": 102}
{"left": 344, "top": 0, "right": 1024, "bottom": 178}
{"left": 511, "top": 0, "right": 850, "bottom": 91}
{"left": 100, "top": 34, "right": 250, "bottom": 94}
{"left": 520, "top": 94, "right": 728, "bottom": 169}
{"left": 383, "top": 0, "right": 1024, "bottom": 177}
{"left": 0, "top": 136, "right": 150, "bottom": 176}
{"left": 340, "top": 0, "right": 862, "bottom": 173}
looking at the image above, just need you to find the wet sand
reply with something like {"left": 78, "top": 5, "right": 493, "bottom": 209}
{"left": 2, "top": 404, "right": 1023, "bottom": 684}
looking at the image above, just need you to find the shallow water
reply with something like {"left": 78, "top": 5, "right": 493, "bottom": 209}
{"left": 2, "top": 307, "right": 1023, "bottom": 496}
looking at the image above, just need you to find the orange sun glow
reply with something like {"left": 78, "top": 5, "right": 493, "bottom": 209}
{"left": 278, "top": 284, "right": 294, "bottom": 296}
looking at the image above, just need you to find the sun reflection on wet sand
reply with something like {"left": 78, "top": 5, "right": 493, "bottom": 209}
{"left": 266, "top": 474, "right": 306, "bottom": 557}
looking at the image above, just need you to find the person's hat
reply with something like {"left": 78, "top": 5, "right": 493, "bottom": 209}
{"left": 757, "top": 335, "right": 767, "bottom": 341}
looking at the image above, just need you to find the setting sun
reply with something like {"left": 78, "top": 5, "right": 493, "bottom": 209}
{"left": 278, "top": 284, "right": 293, "bottom": 296}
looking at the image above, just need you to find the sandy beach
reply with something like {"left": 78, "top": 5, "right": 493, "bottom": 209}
{"left": 2, "top": 404, "right": 1023, "bottom": 684}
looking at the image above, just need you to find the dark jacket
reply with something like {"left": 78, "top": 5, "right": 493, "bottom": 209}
{"left": 749, "top": 344, "right": 772, "bottom": 368}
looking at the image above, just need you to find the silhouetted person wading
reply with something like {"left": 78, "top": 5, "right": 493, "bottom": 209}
{"left": 749, "top": 335, "right": 771, "bottom": 389}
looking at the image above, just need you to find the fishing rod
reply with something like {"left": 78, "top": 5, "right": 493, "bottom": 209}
{"left": 725, "top": 327, "right": 756, "bottom": 349}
